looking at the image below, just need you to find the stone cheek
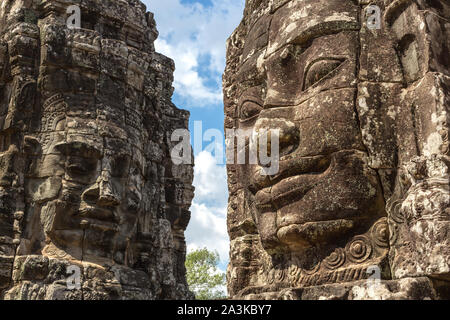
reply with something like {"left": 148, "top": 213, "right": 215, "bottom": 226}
{"left": 0, "top": 1, "right": 194, "bottom": 300}
{"left": 224, "top": 0, "right": 450, "bottom": 300}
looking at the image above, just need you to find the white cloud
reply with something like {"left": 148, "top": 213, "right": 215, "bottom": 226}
{"left": 156, "top": 38, "right": 222, "bottom": 104}
{"left": 185, "top": 151, "right": 229, "bottom": 269}
{"left": 193, "top": 150, "right": 228, "bottom": 207}
{"left": 144, "top": 0, "right": 245, "bottom": 107}
{"left": 186, "top": 203, "right": 228, "bottom": 262}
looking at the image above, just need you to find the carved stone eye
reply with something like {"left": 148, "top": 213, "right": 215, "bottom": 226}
{"left": 67, "top": 157, "right": 97, "bottom": 176}
{"left": 303, "top": 58, "right": 345, "bottom": 90}
{"left": 240, "top": 101, "right": 263, "bottom": 122}
{"left": 111, "top": 155, "right": 131, "bottom": 178}
{"left": 67, "top": 163, "right": 88, "bottom": 176}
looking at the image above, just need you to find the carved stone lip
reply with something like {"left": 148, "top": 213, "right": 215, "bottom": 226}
{"left": 276, "top": 219, "right": 356, "bottom": 246}
{"left": 249, "top": 154, "right": 331, "bottom": 192}
{"left": 80, "top": 218, "right": 119, "bottom": 232}
{"left": 251, "top": 155, "right": 332, "bottom": 208}
{"left": 77, "top": 206, "right": 119, "bottom": 230}
{"left": 255, "top": 173, "right": 323, "bottom": 212}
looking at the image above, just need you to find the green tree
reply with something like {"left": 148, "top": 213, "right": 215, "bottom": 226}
{"left": 185, "top": 248, "right": 227, "bottom": 300}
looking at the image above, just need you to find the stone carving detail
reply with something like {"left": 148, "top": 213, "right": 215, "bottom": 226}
{"left": 387, "top": 155, "right": 450, "bottom": 280}
{"left": 224, "top": 0, "right": 449, "bottom": 300}
{"left": 0, "top": 0, "right": 194, "bottom": 300}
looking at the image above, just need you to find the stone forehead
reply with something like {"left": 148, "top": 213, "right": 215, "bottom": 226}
{"left": 266, "top": 0, "right": 359, "bottom": 56}
{"left": 240, "top": 0, "right": 416, "bottom": 52}
{"left": 39, "top": 107, "right": 145, "bottom": 154}
{"left": 226, "top": 0, "right": 361, "bottom": 83}
{"left": 238, "top": 0, "right": 360, "bottom": 56}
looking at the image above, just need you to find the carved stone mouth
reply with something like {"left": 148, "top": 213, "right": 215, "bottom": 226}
{"left": 249, "top": 154, "right": 331, "bottom": 193}
{"left": 276, "top": 219, "right": 356, "bottom": 249}
{"left": 255, "top": 173, "right": 323, "bottom": 212}
{"left": 251, "top": 155, "right": 332, "bottom": 210}
{"left": 79, "top": 218, "right": 119, "bottom": 232}
{"left": 76, "top": 206, "right": 119, "bottom": 231}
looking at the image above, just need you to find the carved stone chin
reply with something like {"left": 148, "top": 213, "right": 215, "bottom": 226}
{"left": 224, "top": 0, "right": 450, "bottom": 300}
{"left": 0, "top": 0, "right": 194, "bottom": 300}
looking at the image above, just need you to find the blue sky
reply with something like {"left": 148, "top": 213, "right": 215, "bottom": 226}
{"left": 142, "top": 0, "right": 245, "bottom": 271}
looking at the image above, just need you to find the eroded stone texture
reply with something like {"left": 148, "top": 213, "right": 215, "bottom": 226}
{"left": 224, "top": 0, "right": 449, "bottom": 300}
{"left": 0, "top": 0, "right": 194, "bottom": 300}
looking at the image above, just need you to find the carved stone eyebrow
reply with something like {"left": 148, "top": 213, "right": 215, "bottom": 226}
{"left": 55, "top": 141, "right": 102, "bottom": 159}
{"left": 266, "top": 19, "right": 360, "bottom": 58}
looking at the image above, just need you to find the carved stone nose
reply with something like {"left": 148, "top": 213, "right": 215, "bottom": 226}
{"left": 98, "top": 177, "right": 121, "bottom": 207}
{"left": 81, "top": 183, "right": 100, "bottom": 204}
{"left": 82, "top": 175, "right": 121, "bottom": 207}
{"left": 253, "top": 117, "right": 299, "bottom": 158}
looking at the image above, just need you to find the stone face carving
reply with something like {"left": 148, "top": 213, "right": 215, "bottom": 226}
{"left": 224, "top": 0, "right": 449, "bottom": 299}
{"left": 0, "top": 0, "right": 194, "bottom": 300}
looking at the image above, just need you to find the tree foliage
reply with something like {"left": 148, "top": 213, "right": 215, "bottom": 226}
{"left": 185, "top": 248, "right": 227, "bottom": 300}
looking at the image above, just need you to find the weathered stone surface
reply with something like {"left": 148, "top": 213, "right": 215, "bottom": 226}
{"left": 237, "top": 277, "right": 444, "bottom": 300}
{"left": 0, "top": 0, "right": 194, "bottom": 300}
{"left": 224, "top": 0, "right": 450, "bottom": 300}
{"left": 387, "top": 155, "right": 450, "bottom": 281}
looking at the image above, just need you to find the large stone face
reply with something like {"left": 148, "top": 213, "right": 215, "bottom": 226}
{"left": 0, "top": 0, "right": 194, "bottom": 300}
{"left": 224, "top": 0, "right": 449, "bottom": 300}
